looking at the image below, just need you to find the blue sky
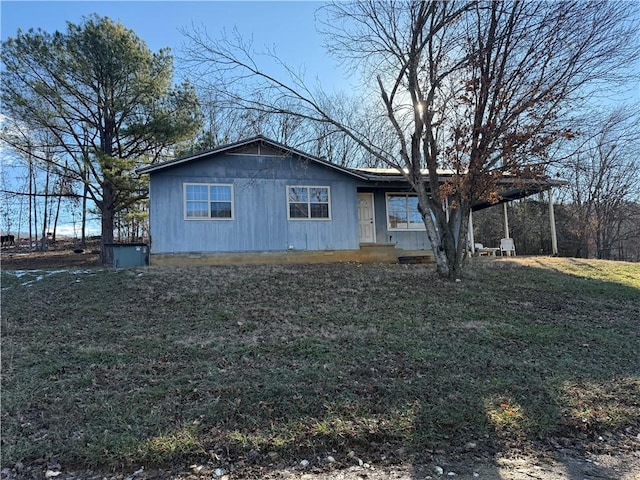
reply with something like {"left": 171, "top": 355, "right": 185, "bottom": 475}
{"left": 1, "top": 1, "right": 347, "bottom": 87}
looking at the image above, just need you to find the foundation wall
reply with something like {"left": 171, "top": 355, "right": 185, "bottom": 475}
{"left": 150, "top": 245, "right": 433, "bottom": 267}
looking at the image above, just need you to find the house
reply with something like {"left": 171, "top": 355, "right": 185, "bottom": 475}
{"left": 137, "top": 136, "right": 562, "bottom": 266}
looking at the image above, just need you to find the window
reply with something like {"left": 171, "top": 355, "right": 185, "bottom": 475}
{"left": 184, "top": 183, "right": 234, "bottom": 220}
{"left": 287, "top": 186, "right": 331, "bottom": 220}
{"left": 386, "top": 193, "right": 425, "bottom": 230}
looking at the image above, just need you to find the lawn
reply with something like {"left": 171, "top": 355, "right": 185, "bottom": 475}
{"left": 1, "top": 257, "right": 639, "bottom": 473}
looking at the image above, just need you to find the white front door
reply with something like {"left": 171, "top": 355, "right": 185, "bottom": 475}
{"left": 357, "top": 193, "right": 376, "bottom": 243}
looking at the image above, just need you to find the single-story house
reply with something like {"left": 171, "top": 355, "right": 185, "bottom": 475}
{"left": 137, "top": 136, "right": 563, "bottom": 265}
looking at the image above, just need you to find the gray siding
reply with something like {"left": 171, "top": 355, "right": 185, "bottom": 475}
{"left": 149, "top": 153, "right": 360, "bottom": 254}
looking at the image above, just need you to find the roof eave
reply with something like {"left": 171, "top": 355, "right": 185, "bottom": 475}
{"left": 136, "top": 135, "right": 369, "bottom": 181}
{"left": 137, "top": 135, "right": 269, "bottom": 174}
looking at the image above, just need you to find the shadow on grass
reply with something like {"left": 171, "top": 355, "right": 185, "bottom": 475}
{"left": 1, "top": 259, "right": 639, "bottom": 478}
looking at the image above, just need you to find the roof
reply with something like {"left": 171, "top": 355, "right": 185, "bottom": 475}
{"left": 351, "top": 167, "right": 457, "bottom": 180}
{"left": 136, "top": 135, "right": 369, "bottom": 180}
{"left": 350, "top": 167, "right": 566, "bottom": 200}
{"left": 472, "top": 177, "right": 567, "bottom": 210}
{"left": 137, "top": 136, "right": 566, "bottom": 208}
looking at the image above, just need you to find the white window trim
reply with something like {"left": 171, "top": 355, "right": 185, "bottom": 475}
{"left": 183, "top": 182, "right": 235, "bottom": 220}
{"left": 385, "top": 192, "right": 426, "bottom": 231}
{"left": 287, "top": 185, "right": 332, "bottom": 221}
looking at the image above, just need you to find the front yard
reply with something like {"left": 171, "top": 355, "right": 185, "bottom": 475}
{"left": 1, "top": 257, "right": 639, "bottom": 478}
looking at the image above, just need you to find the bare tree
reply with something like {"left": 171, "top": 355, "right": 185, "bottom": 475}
{"left": 182, "top": 1, "right": 639, "bottom": 277}
{"left": 0, "top": 119, "right": 73, "bottom": 249}
{"left": 560, "top": 106, "right": 640, "bottom": 259}
{"left": 0, "top": 166, "right": 18, "bottom": 240}
{"left": 179, "top": 85, "right": 374, "bottom": 168}
{"left": 297, "top": 92, "right": 381, "bottom": 168}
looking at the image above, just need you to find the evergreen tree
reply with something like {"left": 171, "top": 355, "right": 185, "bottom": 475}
{"left": 2, "top": 15, "right": 202, "bottom": 263}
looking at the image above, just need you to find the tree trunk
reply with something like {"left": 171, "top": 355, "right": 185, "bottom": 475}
{"left": 100, "top": 183, "right": 115, "bottom": 265}
{"left": 52, "top": 187, "right": 63, "bottom": 244}
{"left": 431, "top": 245, "right": 451, "bottom": 277}
{"left": 32, "top": 165, "right": 39, "bottom": 251}
{"left": 413, "top": 181, "right": 453, "bottom": 278}
{"left": 452, "top": 207, "right": 470, "bottom": 279}
{"left": 40, "top": 163, "right": 50, "bottom": 252}
{"left": 28, "top": 152, "right": 33, "bottom": 250}
{"left": 17, "top": 177, "right": 25, "bottom": 249}
{"left": 81, "top": 167, "right": 89, "bottom": 248}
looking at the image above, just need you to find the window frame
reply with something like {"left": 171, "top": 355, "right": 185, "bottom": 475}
{"left": 286, "top": 185, "right": 332, "bottom": 221}
{"left": 183, "top": 182, "right": 235, "bottom": 220}
{"left": 385, "top": 192, "right": 426, "bottom": 231}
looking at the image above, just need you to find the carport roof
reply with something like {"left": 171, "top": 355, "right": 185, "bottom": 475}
{"left": 350, "top": 167, "right": 566, "bottom": 210}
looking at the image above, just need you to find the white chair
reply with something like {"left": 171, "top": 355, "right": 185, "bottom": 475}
{"left": 500, "top": 238, "right": 516, "bottom": 256}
